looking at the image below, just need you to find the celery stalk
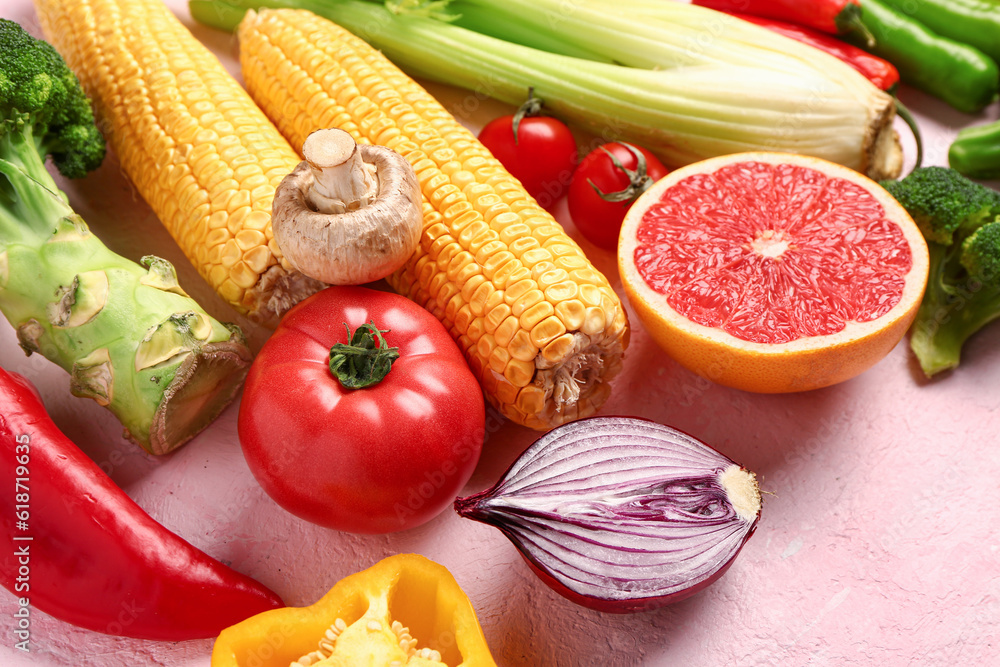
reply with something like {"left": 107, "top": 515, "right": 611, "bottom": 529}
{"left": 190, "top": 0, "right": 901, "bottom": 178}
{"left": 447, "top": 2, "right": 613, "bottom": 63}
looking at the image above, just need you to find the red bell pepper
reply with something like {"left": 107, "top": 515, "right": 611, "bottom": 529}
{"left": 729, "top": 13, "right": 899, "bottom": 90}
{"left": 0, "top": 368, "right": 283, "bottom": 640}
{"left": 692, "top": 0, "right": 870, "bottom": 41}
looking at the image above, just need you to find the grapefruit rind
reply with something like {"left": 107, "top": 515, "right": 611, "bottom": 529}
{"left": 618, "top": 152, "right": 929, "bottom": 394}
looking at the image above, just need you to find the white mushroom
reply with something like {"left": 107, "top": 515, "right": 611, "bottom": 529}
{"left": 271, "top": 128, "right": 423, "bottom": 285}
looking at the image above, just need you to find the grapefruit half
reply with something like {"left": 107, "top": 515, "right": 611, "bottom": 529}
{"left": 618, "top": 153, "right": 929, "bottom": 393}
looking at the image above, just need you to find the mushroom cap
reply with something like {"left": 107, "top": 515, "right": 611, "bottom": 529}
{"left": 271, "top": 143, "right": 423, "bottom": 286}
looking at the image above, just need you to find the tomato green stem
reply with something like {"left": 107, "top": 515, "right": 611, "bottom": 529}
{"left": 328, "top": 322, "right": 400, "bottom": 389}
{"left": 589, "top": 143, "right": 655, "bottom": 204}
{"left": 512, "top": 87, "right": 544, "bottom": 146}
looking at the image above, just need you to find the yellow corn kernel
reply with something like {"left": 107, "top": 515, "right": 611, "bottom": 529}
{"left": 511, "top": 290, "right": 545, "bottom": 319}
{"left": 555, "top": 299, "right": 587, "bottom": 331}
{"left": 33, "top": 0, "right": 321, "bottom": 326}
{"left": 237, "top": 8, "right": 629, "bottom": 428}
{"left": 519, "top": 301, "right": 555, "bottom": 332}
{"left": 504, "top": 358, "right": 536, "bottom": 388}
{"left": 516, "top": 385, "right": 548, "bottom": 418}
{"left": 542, "top": 333, "right": 578, "bottom": 364}
{"left": 493, "top": 316, "right": 520, "bottom": 349}
{"left": 485, "top": 303, "right": 512, "bottom": 335}
{"left": 531, "top": 316, "right": 568, "bottom": 349}
{"left": 509, "top": 330, "right": 537, "bottom": 363}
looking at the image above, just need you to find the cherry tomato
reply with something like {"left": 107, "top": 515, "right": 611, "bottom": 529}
{"left": 478, "top": 93, "right": 577, "bottom": 209}
{"left": 238, "top": 286, "right": 485, "bottom": 534}
{"left": 567, "top": 142, "right": 670, "bottom": 250}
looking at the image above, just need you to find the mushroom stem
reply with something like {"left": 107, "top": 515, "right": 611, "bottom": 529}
{"left": 303, "top": 129, "right": 379, "bottom": 214}
{"left": 270, "top": 128, "right": 423, "bottom": 286}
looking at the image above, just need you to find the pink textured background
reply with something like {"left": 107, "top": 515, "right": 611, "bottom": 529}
{"left": 2, "top": 1, "right": 999, "bottom": 665}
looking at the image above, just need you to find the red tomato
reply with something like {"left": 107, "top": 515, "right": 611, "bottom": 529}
{"left": 568, "top": 142, "right": 670, "bottom": 250}
{"left": 479, "top": 114, "right": 577, "bottom": 209}
{"left": 238, "top": 286, "right": 486, "bottom": 534}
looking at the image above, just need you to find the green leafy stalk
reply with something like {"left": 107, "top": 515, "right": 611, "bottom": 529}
{"left": 909, "top": 241, "right": 1000, "bottom": 376}
{"left": 908, "top": 242, "right": 968, "bottom": 375}
{"left": 189, "top": 0, "right": 898, "bottom": 177}
{"left": 0, "top": 20, "right": 252, "bottom": 454}
{"left": 386, "top": 0, "right": 460, "bottom": 21}
{"left": 445, "top": 1, "right": 613, "bottom": 62}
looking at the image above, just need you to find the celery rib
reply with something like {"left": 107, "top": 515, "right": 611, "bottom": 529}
{"left": 190, "top": 0, "right": 899, "bottom": 176}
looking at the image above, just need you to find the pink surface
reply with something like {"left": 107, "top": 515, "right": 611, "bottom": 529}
{"left": 2, "top": 1, "right": 999, "bottom": 665}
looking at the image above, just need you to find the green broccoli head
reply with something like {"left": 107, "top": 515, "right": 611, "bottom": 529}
{"left": 886, "top": 167, "right": 1000, "bottom": 377}
{"left": 880, "top": 166, "right": 1000, "bottom": 246}
{"left": 960, "top": 220, "right": 1000, "bottom": 284}
{"left": 0, "top": 18, "right": 104, "bottom": 178}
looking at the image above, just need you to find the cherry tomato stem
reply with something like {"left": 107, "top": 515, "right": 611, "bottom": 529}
{"left": 511, "top": 86, "right": 544, "bottom": 143}
{"left": 479, "top": 91, "right": 578, "bottom": 208}
{"left": 568, "top": 142, "right": 670, "bottom": 250}
{"left": 589, "top": 143, "right": 656, "bottom": 203}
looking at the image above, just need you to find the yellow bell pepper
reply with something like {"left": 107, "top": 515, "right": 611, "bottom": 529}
{"left": 211, "top": 554, "right": 497, "bottom": 667}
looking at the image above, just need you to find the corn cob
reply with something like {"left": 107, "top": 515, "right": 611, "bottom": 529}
{"left": 32, "top": 0, "right": 324, "bottom": 327}
{"left": 236, "top": 8, "right": 629, "bottom": 429}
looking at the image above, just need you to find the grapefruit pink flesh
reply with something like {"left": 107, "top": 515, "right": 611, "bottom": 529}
{"left": 633, "top": 161, "right": 914, "bottom": 345}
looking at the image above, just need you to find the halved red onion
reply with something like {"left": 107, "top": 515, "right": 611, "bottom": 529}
{"left": 454, "top": 416, "right": 761, "bottom": 613}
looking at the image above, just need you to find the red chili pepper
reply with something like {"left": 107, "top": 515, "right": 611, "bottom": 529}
{"left": 731, "top": 13, "right": 899, "bottom": 90}
{"left": 0, "top": 368, "right": 284, "bottom": 640}
{"left": 692, "top": 0, "right": 870, "bottom": 40}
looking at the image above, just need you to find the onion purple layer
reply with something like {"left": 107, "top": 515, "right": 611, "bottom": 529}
{"left": 455, "top": 417, "right": 761, "bottom": 611}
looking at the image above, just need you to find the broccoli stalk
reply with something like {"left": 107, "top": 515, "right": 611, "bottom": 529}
{"left": 0, "top": 20, "right": 251, "bottom": 454}
{"left": 881, "top": 167, "right": 1000, "bottom": 377}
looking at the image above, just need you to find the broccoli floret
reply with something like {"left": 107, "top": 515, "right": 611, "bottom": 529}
{"left": 881, "top": 167, "right": 1000, "bottom": 377}
{"left": 0, "top": 19, "right": 105, "bottom": 251}
{"left": 881, "top": 166, "right": 1000, "bottom": 246}
{"left": 0, "top": 18, "right": 104, "bottom": 185}
{"left": 961, "top": 221, "right": 1000, "bottom": 282}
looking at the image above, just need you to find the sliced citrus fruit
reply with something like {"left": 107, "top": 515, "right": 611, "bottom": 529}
{"left": 618, "top": 152, "right": 929, "bottom": 393}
